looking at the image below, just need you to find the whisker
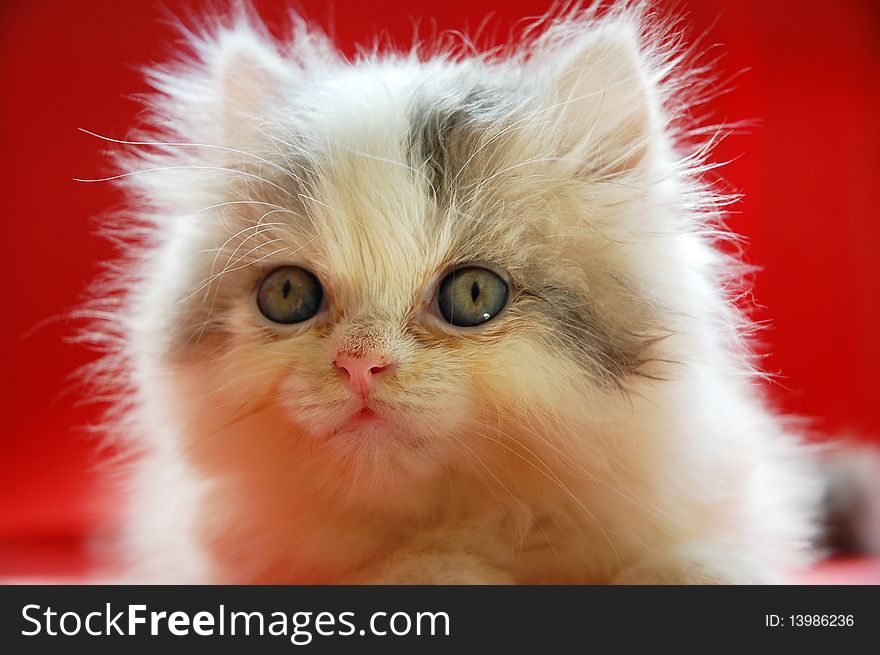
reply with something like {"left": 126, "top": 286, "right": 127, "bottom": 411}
{"left": 75, "top": 165, "right": 296, "bottom": 200}
{"left": 78, "top": 128, "right": 307, "bottom": 188}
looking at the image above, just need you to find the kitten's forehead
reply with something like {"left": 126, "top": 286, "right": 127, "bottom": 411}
{"left": 281, "top": 65, "right": 529, "bottom": 311}
{"left": 300, "top": 78, "right": 438, "bottom": 311}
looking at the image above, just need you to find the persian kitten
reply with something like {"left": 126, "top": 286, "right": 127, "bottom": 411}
{"left": 92, "top": 3, "right": 820, "bottom": 583}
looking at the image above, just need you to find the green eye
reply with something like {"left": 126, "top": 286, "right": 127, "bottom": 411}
{"left": 257, "top": 266, "right": 323, "bottom": 324}
{"left": 437, "top": 266, "right": 509, "bottom": 327}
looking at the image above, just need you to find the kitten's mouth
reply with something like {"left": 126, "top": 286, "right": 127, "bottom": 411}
{"left": 340, "top": 401, "right": 389, "bottom": 430}
{"left": 294, "top": 396, "right": 417, "bottom": 442}
{"left": 351, "top": 407, "right": 377, "bottom": 423}
{"left": 302, "top": 398, "right": 433, "bottom": 452}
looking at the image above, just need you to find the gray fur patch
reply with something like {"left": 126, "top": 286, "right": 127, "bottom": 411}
{"left": 407, "top": 87, "right": 515, "bottom": 207}
{"left": 520, "top": 285, "right": 653, "bottom": 388}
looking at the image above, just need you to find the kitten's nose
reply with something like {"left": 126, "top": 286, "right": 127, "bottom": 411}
{"left": 333, "top": 353, "right": 395, "bottom": 397}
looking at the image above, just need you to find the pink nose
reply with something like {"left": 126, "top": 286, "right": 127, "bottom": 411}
{"left": 333, "top": 353, "right": 394, "bottom": 397}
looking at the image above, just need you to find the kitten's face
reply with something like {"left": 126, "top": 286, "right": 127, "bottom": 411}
{"left": 188, "top": 134, "right": 600, "bottom": 476}
{"left": 140, "top": 19, "right": 668, "bottom": 490}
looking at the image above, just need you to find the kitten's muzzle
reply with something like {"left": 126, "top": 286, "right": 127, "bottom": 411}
{"left": 333, "top": 352, "right": 396, "bottom": 398}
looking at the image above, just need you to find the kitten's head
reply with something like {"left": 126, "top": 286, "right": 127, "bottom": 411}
{"left": 118, "top": 6, "right": 718, "bottom": 502}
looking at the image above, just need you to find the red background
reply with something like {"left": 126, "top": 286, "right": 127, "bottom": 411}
{"left": 1, "top": 0, "right": 878, "bottom": 579}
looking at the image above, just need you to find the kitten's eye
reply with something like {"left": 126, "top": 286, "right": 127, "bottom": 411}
{"left": 437, "top": 266, "right": 509, "bottom": 327}
{"left": 257, "top": 266, "right": 323, "bottom": 324}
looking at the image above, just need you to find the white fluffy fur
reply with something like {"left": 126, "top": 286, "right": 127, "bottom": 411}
{"left": 92, "top": 2, "right": 820, "bottom": 584}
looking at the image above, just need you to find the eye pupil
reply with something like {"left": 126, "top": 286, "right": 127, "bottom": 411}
{"left": 438, "top": 266, "right": 509, "bottom": 327}
{"left": 257, "top": 266, "right": 323, "bottom": 324}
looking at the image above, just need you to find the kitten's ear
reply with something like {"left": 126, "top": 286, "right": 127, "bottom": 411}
{"left": 539, "top": 21, "right": 655, "bottom": 175}
{"left": 207, "top": 24, "right": 291, "bottom": 142}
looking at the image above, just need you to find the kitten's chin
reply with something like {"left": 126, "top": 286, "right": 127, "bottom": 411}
{"left": 276, "top": 403, "right": 456, "bottom": 510}
{"left": 331, "top": 414, "right": 427, "bottom": 451}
